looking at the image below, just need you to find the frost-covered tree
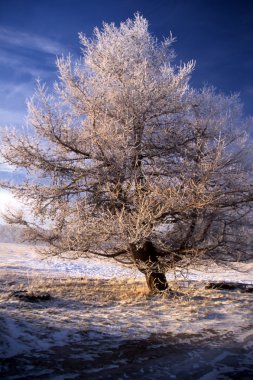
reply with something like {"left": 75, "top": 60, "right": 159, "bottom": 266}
{"left": 1, "top": 15, "right": 253, "bottom": 291}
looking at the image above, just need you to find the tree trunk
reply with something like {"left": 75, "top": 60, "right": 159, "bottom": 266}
{"left": 130, "top": 241, "right": 169, "bottom": 292}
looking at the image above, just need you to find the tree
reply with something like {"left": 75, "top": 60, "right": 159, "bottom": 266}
{"left": 1, "top": 14, "right": 253, "bottom": 292}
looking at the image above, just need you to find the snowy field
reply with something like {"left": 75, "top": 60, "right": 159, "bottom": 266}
{"left": 1, "top": 242, "right": 253, "bottom": 283}
{"left": 0, "top": 243, "right": 142, "bottom": 280}
{"left": 0, "top": 243, "right": 253, "bottom": 379}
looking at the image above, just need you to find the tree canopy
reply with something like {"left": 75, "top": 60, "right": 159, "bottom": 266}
{"left": 1, "top": 14, "right": 253, "bottom": 291}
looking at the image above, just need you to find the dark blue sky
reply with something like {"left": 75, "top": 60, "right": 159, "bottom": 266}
{"left": 0, "top": 0, "right": 253, "bottom": 128}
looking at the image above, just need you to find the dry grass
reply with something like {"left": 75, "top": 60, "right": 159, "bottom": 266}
{"left": 0, "top": 270, "right": 248, "bottom": 310}
{"left": 0, "top": 272, "right": 151, "bottom": 304}
{"left": 1, "top": 265, "right": 252, "bottom": 341}
{"left": 1, "top": 270, "right": 253, "bottom": 372}
{"left": 1, "top": 245, "right": 252, "bottom": 380}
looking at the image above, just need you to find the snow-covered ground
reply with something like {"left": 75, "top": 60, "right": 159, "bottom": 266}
{"left": 0, "top": 243, "right": 253, "bottom": 379}
{"left": 1, "top": 242, "right": 253, "bottom": 283}
{"left": 0, "top": 242, "right": 142, "bottom": 279}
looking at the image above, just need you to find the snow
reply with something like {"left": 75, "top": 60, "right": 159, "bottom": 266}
{"left": 0, "top": 242, "right": 252, "bottom": 283}
{"left": 0, "top": 242, "right": 253, "bottom": 379}
{"left": 0, "top": 242, "right": 142, "bottom": 279}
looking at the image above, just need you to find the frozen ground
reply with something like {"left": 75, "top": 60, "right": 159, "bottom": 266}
{"left": 0, "top": 242, "right": 253, "bottom": 283}
{"left": 0, "top": 243, "right": 142, "bottom": 279}
{"left": 0, "top": 243, "right": 253, "bottom": 379}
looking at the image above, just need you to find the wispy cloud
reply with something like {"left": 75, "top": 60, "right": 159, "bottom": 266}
{"left": 0, "top": 48, "right": 51, "bottom": 77}
{"left": 0, "top": 82, "right": 33, "bottom": 125}
{"left": 0, "top": 82, "right": 33, "bottom": 100}
{"left": 0, "top": 26, "right": 62, "bottom": 127}
{"left": 0, "top": 26, "right": 65, "bottom": 55}
{"left": 0, "top": 27, "right": 76, "bottom": 128}
{"left": 0, "top": 108, "right": 26, "bottom": 125}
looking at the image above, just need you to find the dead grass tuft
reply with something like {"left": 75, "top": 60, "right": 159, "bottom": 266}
{"left": 0, "top": 272, "right": 150, "bottom": 304}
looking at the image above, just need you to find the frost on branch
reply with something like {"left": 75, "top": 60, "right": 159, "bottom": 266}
{"left": 1, "top": 14, "right": 253, "bottom": 291}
